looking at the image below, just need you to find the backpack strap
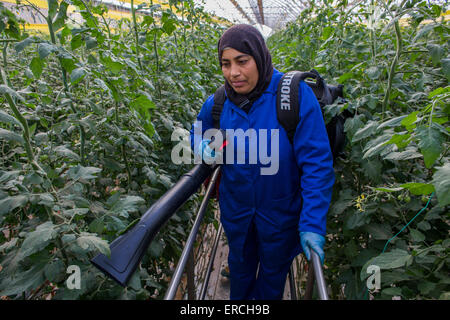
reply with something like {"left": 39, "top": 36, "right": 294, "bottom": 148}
{"left": 276, "top": 71, "right": 313, "bottom": 144}
{"left": 212, "top": 85, "right": 226, "bottom": 129}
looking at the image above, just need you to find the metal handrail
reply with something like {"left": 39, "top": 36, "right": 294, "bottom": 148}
{"left": 161, "top": 164, "right": 329, "bottom": 300}
{"left": 311, "top": 251, "right": 329, "bottom": 300}
{"left": 302, "top": 251, "right": 329, "bottom": 300}
{"left": 164, "top": 167, "right": 221, "bottom": 300}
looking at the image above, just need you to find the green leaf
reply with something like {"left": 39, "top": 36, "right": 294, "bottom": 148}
{"left": 352, "top": 120, "right": 378, "bottom": 143}
{"left": 382, "top": 287, "right": 402, "bottom": 296}
{"left": 439, "top": 292, "right": 450, "bottom": 300}
{"left": 19, "top": 221, "right": 57, "bottom": 259}
{"left": 0, "top": 238, "right": 18, "bottom": 253}
{"left": 380, "top": 270, "right": 411, "bottom": 285}
{"left": 137, "top": 131, "right": 154, "bottom": 146}
{"left": 415, "top": 125, "right": 444, "bottom": 168}
{"left": 363, "top": 133, "right": 393, "bottom": 159}
{"left": 413, "top": 23, "right": 435, "bottom": 42}
{"left": 344, "top": 115, "right": 364, "bottom": 139}
{"left": 330, "top": 191, "right": 354, "bottom": 216}
{"left": 441, "top": 58, "right": 450, "bottom": 82}
{"left": 53, "top": 1, "right": 69, "bottom": 31}
{"left": 427, "top": 44, "right": 444, "bottom": 66}
{"left": 38, "top": 193, "right": 55, "bottom": 207}
{"left": 71, "top": 34, "right": 83, "bottom": 50}
{"left": 365, "top": 66, "right": 381, "bottom": 80}
{"left": 418, "top": 282, "right": 436, "bottom": 295}
{"left": 62, "top": 208, "right": 89, "bottom": 218}
{"left": 0, "top": 128, "right": 24, "bottom": 144}
{"left": 337, "top": 72, "right": 353, "bottom": 84}
{"left": 361, "top": 249, "right": 413, "bottom": 280}
{"left": 44, "top": 259, "right": 66, "bottom": 282}
{"left": 0, "top": 263, "right": 46, "bottom": 296}
{"left": 30, "top": 57, "right": 44, "bottom": 78}
{"left": 59, "top": 26, "right": 71, "bottom": 45}
{"left": 378, "top": 115, "right": 407, "bottom": 129}
{"left": 0, "top": 171, "right": 20, "bottom": 185}
{"left": 102, "top": 158, "right": 123, "bottom": 171}
{"left": 15, "top": 37, "right": 36, "bottom": 53}
{"left": 409, "top": 229, "right": 425, "bottom": 242}
{"left": 54, "top": 145, "right": 80, "bottom": 161}
{"left": 128, "top": 271, "right": 142, "bottom": 291}
{"left": 345, "top": 211, "right": 369, "bottom": 230}
{"left": 0, "top": 85, "right": 25, "bottom": 103}
{"left": 162, "top": 20, "right": 176, "bottom": 35}
{"left": 158, "top": 174, "right": 173, "bottom": 189}
{"left": 383, "top": 133, "right": 411, "bottom": 149}
{"left": 400, "top": 182, "right": 435, "bottom": 195}
{"left": 0, "top": 195, "right": 29, "bottom": 218}
{"left": 143, "top": 15, "right": 155, "bottom": 26}
{"left": 130, "top": 94, "right": 156, "bottom": 113}
{"left": 24, "top": 172, "right": 43, "bottom": 186}
{"left": 89, "top": 218, "right": 105, "bottom": 234}
{"left": 76, "top": 232, "right": 110, "bottom": 258}
{"left": 343, "top": 239, "right": 358, "bottom": 259}
{"left": 104, "top": 80, "right": 120, "bottom": 101}
{"left": 428, "top": 86, "right": 450, "bottom": 99}
{"left": 48, "top": 0, "right": 58, "bottom": 19}
{"left": 110, "top": 195, "right": 145, "bottom": 218}
{"left": 383, "top": 148, "right": 423, "bottom": 161}
{"left": 149, "top": 239, "right": 164, "bottom": 258}
{"left": 67, "top": 165, "right": 102, "bottom": 181}
{"left": 364, "top": 223, "right": 392, "bottom": 240}
{"left": 70, "top": 67, "right": 87, "bottom": 85}
{"left": 85, "top": 37, "right": 97, "bottom": 49}
{"left": 102, "top": 56, "right": 124, "bottom": 74}
{"left": 401, "top": 111, "right": 419, "bottom": 131}
{"left": 0, "top": 110, "right": 22, "bottom": 128}
{"left": 361, "top": 158, "right": 382, "bottom": 183}
{"left": 38, "top": 43, "right": 57, "bottom": 60}
{"left": 417, "top": 221, "right": 431, "bottom": 231}
{"left": 431, "top": 163, "right": 450, "bottom": 207}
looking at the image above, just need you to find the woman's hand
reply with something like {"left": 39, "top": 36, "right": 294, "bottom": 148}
{"left": 300, "top": 231, "right": 325, "bottom": 264}
{"left": 197, "top": 139, "right": 222, "bottom": 164}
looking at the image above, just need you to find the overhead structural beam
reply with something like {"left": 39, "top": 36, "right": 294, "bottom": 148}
{"left": 248, "top": 0, "right": 262, "bottom": 25}
{"left": 257, "top": 0, "right": 264, "bottom": 25}
{"left": 228, "top": 0, "right": 256, "bottom": 25}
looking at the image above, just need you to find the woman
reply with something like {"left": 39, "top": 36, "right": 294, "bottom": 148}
{"left": 190, "top": 24, "right": 334, "bottom": 300}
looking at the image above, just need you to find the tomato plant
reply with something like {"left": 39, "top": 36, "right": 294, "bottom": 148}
{"left": 269, "top": 0, "right": 449, "bottom": 300}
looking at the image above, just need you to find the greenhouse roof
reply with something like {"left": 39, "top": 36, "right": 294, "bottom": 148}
{"left": 196, "top": 0, "right": 307, "bottom": 35}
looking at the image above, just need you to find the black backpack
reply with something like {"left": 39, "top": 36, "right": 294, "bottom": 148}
{"left": 211, "top": 69, "right": 350, "bottom": 161}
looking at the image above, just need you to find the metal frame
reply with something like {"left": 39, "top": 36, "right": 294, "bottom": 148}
{"left": 164, "top": 167, "right": 222, "bottom": 300}
{"left": 164, "top": 166, "right": 330, "bottom": 300}
{"left": 234, "top": 0, "right": 308, "bottom": 29}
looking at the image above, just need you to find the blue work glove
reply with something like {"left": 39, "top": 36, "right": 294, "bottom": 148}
{"left": 300, "top": 231, "right": 325, "bottom": 265}
{"left": 197, "top": 139, "right": 222, "bottom": 164}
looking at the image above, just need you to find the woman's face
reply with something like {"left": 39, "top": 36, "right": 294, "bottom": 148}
{"left": 221, "top": 48, "right": 259, "bottom": 95}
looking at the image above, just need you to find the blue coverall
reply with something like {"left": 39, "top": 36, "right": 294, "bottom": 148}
{"left": 190, "top": 68, "right": 335, "bottom": 299}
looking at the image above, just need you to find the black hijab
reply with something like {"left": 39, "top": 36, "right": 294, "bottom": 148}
{"left": 218, "top": 24, "right": 273, "bottom": 113}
